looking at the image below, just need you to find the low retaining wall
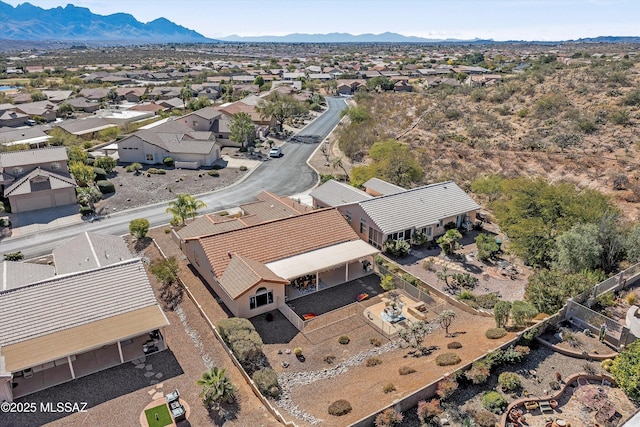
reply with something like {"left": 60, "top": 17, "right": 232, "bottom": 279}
{"left": 499, "top": 373, "right": 617, "bottom": 427}
{"left": 535, "top": 336, "right": 618, "bottom": 361}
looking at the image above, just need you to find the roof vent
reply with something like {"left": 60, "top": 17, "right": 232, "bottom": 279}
{"left": 227, "top": 252, "right": 232, "bottom": 258}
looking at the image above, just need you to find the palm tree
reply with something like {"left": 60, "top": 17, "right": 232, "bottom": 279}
{"left": 180, "top": 85, "right": 193, "bottom": 109}
{"left": 197, "top": 367, "right": 236, "bottom": 410}
{"left": 166, "top": 194, "right": 206, "bottom": 226}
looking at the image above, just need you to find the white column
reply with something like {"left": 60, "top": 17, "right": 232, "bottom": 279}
{"left": 67, "top": 356, "right": 76, "bottom": 379}
{"left": 117, "top": 341, "right": 124, "bottom": 363}
{"left": 0, "top": 377, "right": 13, "bottom": 403}
{"left": 315, "top": 271, "right": 319, "bottom": 292}
{"left": 345, "top": 262, "right": 349, "bottom": 282}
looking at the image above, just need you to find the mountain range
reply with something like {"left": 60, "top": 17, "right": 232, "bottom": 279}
{"left": 0, "top": 1, "right": 638, "bottom": 45}
{"left": 0, "top": 1, "right": 210, "bottom": 43}
{"left": 219, "top": 32, "right": 491, "bottom": 43}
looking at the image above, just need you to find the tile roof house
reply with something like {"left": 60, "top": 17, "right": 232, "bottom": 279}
{"left": 183, "top": 208, "right": 378, "bottom": 318}
{"left": 117, "top": 119, "right": 221, "bottom": 168}
{"left": 0, "top": 147, "right": 77, "bottom": 213}
{"left": 175, "top": 191, "right": 312, "bottom": 243}
{"left": 0, "top": 258, "right": 169, "bottom": 403}
{"left": 311, "top": 179, "right": 480, "bottom": 249}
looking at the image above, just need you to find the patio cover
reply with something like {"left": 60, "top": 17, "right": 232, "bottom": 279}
{"left": 1, "top": 305, "right": 169, "bottom": 372}
{"left": 265, "top": 240, "right": 379, "bottom": 280}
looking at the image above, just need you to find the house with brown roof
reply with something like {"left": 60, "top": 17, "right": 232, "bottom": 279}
{"left": 117, "top": 119, "right": 221, "bottom": 168}
{"left": 13, "top": 101, "right": 57, "bottom": 122}
{"left": 174, "top": 191, "right": 311, "bottom": 244}
{"left": 0, "top": 147, "right": 77, "bottom": 213}
{"left": 183, "top": 209, "right": 378, "bottom": 318}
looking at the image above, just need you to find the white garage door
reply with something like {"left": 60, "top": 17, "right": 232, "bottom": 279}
{"left": 14, "top": 194, "right": 53, "bottom": 213}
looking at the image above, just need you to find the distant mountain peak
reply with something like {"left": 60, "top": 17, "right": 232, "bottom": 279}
{"left": 0, "top": 0, "right": 212, "bottom": 44}
{"left": 218, "top": 32, "right": 486, "bottom": 43}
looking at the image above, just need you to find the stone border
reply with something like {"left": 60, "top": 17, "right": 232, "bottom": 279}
{"left": 498, "top": 373, "right": 617, "bottom": 427}
{"left": 535, "top": 337, "right": 619, "bottom": 361}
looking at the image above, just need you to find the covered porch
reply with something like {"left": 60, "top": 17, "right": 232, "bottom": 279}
{"left": 266, "top": 240, "right": 379, "bottom": 301}
{"left": 10, "top": 330, "right": 166, "bottom": 400}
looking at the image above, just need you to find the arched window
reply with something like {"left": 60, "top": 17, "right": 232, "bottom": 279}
{"left": 250, "top": 287, "right": 273, "bottom": 310}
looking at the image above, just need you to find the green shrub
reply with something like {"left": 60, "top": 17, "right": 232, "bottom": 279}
{"left": 294, "top": 347, "right": 303, "bottom": 356}
{"left": 447, "top": 341, "right": 462, "bottom": 349}
{"left": 147, "top": 168, "right": 166, "bottom": 174}
{"left": 382, "top": 383, "right": 396, "bottom": 394}
{"left": 252, "top": 368, "right": 279, "bottom": 395}
{"left": 338, "top": 335, "right": 350, "bottom": 345}
{"left": 485, "top": 328, "right": 507, "bottom": 339}
{"left": 366, "top": 357, "right": 382, "bottom": 367}
{"left": 93, "top": 167, "right": 107, "bottom": 180}
{"left": 498, "top": 372, "right": 522, "bottom": 391}
{"left": 370, "top": 337, "right": 382, "bottom": 347}
{"left": 458, "top": 290, "right": 475, "bottom": 300}
{"left": 217, "top": 318, "right": 264, "bottom": 371}
{"left": 481, "top": 391, "right": 507, "bottom": 414}
{"left": 125, "top": 162, "right": 142, "bottom": 173}
{"left": 402, "top": 273, "right": 420, "bottom": 286}
{"left": 399, "top": 366, "right": 416, "bottom": 375}
{"left": 94, "top": 156, "right": 116, "bottom": 173}
{"left": 79, "top": 205, "right": 93, "bottom": 215}
{"left": 383, "top": 239, "right": 411, "bottom": 257}
{"left": 163, "top": 156, "right": 174, "bottom": 167}
{"left": 208, "top": 170, "right": 220, "bottom": 177}
{"left": 96, "top": 180, "right": 115, "bottom": 194}
{"left": 239, "top": 165, "right": 248, "bottom": 171}
{"left": 435, "top": 352, "right": 461, "bottom": 366}
{"left": 328, "top": 399, "right": 352, "bottom": 416}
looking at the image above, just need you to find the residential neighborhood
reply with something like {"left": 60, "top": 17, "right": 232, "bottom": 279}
{"left": 1, "top": 13, "right": 640, "bottom": 427}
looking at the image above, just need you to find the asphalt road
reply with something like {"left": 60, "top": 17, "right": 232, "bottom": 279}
{"left": 3, "top": 97, "right": 347, "bottom": 258}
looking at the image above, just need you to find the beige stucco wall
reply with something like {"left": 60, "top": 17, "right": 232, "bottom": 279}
{"left": 118, "top": 136, "right": 220, "bottom": 166}
{"left": 184, "top": 240, "right": 285, "bottom": 318}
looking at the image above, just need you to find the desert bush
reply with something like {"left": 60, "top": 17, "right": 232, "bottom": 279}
{"left": 474, "top": 410, "right": 497, "bottom": 427}
{"left": 626, "top": 292, "right": 638, "bottom": 305}
{"left": 147, "top": 168, "right": 166, "bottom": 174}
{"left": 163, "top": 156, "right": 174, "bottom": 166}
{"left": 516, "top": 107, "right": 530, "bottom": 118}
{"left": 370, "top": 337, "right": 382, "bottom": 347}
{"left": 252, "top": 368, "right": 278, "bottom": 395}
{"left": 239, "top": 165, "right": 248, "bottom": 171}
{"left": 481, "top": 391, "right": 507, "bottom": 414}
{"left": 338, "top": 335, "right": 350, "bottom": 345}
{"left": 422, "top": 258, "right": 435, "bottom": 271}
{"left": 366, "top": 357, "right": 382, "bottom": 367}
{"left": 610, "top": 108, "right": 631, "bottom": 125}
{"left": 447, "top": 341, "right": 463, "bottom": 349}
{"left": 294, "top": 347, "right": 303, "bottom": 356}
{"left": 498, "top": 372, "right": 522, "bottom": 391}
{"left": 96, "top": 180, "right": 115, "bottom": 194}
{"left": 399, "top": 366, "right": 416, "bottom": 375}
{"left": 623, "top": 89, "right": 640, "bottom": 106}
{"left": 382, "top": 383, "right": 396, "bottom": 394}
{"left": 328, "top": 399, "right": 352, "bottom": 416}
{"left": 436, "top": 377, "right": 458, "bottom": 399}
{"left": 208, "top": 170, "right": 219, "bottom": 177}
{"left": 383, "top": 238, "right": 411, "bottom": 257}
{"left": 324, "top": 355, "right": 336, "bottom": 364}
{"left": 79, "top": 205, "right": 93, "bottom": 215}
{"left": 475, "top": 293, "right": 500, "bottom": 309}
{"left": 375, "top": 408, "right": 403, "bottom": 427}
{"left": 601, "top": 358, "right": 614, "bottom": 372}
{"left": 402, "top": 273, "right": 419, "bottom": 286}
{"left": 417, "top": 399, "right": 442, "bottom": 425}
{"left": 125, "top": 162, "right": 142, "bottom": 173}
{"left": 549, "top": 380, "right": 561, "bottom": 390}
{"left": 435, "top": 352, "right": 461, "bottom": 366}
{"left": 466, "top": 361, "right": 491, "bottom": 384}
{"left": 485, "top": 327, "right": 507, "bottom": 339}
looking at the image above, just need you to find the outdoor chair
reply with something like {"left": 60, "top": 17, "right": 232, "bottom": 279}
{"left": 166, "top": 389, "right": 180, "bottom": 404}
{"left": 539, "top": 400, "right": 554, "bottom": 413}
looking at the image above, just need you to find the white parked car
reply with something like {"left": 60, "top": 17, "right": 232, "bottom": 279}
{"left": 269, "top": 147, "right": 282, "bottom": 157}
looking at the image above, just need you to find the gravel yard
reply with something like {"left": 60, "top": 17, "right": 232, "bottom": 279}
{"left": 94, "top": 162, "right": 248, "bottom": 214}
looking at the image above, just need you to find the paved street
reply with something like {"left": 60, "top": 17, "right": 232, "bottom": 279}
{"left": 1, "top": 97, "right": 347, "bottom": 258}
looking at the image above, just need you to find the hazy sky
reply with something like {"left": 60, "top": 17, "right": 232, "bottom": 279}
{"left": 3, "top": 0, "right": 638, "bottom": 41}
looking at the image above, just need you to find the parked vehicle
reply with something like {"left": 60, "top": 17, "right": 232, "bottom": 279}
{"left": 269, "top": 147, "right": 282, "bottom": 157}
